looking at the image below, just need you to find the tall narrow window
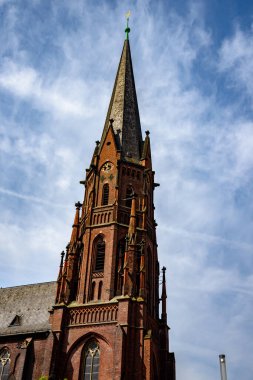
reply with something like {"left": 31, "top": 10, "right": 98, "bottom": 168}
{"left": 91, "top": 281, "right": 96, "bottom": 301}
{"left": 102, "top": 184, "right": 109, "bottom": 205}
{"left": 125, "top": 186, "right": 133, "bottom": 208}
{"left": 83, "top": 341, "right": 100, "bottom": 380}
{"left": 98, "top": 281, "right": 103, "bottom": 300}
{"left": 146, "top": 247, "right": 152, "bottom": 315}
{"left": 0, "top": 348, "right": 10, "bottom": 380}
{"left": 94, "top": 238, "right": 105, "bottom": 272}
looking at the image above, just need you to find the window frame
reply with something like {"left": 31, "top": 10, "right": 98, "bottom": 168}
{"left": 94, "top": 237, "right": 105, "bottom": 272}
{"left": 0, "top": 348, "right": 11, "bottom": 380}
{"left": 125, "top": 186, "right": 133, "bottom": 208}
{"left": 81, "top": 341, "right": 100, "bottom": 380}
{"left": 101, "top": 183, "right": 109, "bottom": 206}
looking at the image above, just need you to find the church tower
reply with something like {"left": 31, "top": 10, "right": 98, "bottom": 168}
{"left": 51, "top": 25, "right": 175, "bottom": 380}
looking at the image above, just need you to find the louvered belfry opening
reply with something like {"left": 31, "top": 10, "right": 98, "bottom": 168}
{"left": 95, "top": 238, "right": 105, "bottom": 272}
{"left": 102, "top": 183, "right": 109, "bottom": 205}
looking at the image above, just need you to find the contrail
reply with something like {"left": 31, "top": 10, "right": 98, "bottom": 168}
{"left": 0, "top": 187, "right": 65, "bottom": 208}
{"left": 160, "top": 225, "right": 253, "bottom": 252}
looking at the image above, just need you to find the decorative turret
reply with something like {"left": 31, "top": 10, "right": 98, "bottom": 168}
{"left": 55, "top": 202, "right": 82, "bottom": 304}
{"left": 55, "top": 250, "right": 65, "bottom": 303}
{"left": 141, "top": 130, "right": 152, "bottom": 168}
{"left": 70, "top": 201, "right": 82, "bottom": 244}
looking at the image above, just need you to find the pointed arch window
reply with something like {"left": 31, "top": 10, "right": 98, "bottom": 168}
{"left": 102, "top": 184, "right": 109, "bottom": 206}
{"left": 82, "top": 341, "right": 100, "bottom": 380}
{"left": 94, "top": 238, "right": 105, "bottom": 272}
{"left": 0, "top": 348, "right": 10, "bottom": 380}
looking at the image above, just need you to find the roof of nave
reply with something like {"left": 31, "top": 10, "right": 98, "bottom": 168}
{"left": 0, "top": 281, "right": 57, "bottom": 336}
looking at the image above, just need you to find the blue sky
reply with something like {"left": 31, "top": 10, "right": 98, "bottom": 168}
{"left": 1, "top": 0, "right": 253, "bottom": 379}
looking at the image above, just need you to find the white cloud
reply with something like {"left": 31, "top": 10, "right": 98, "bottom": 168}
{"left": 1, "top": 1, "right": 253, "bottom": 379}
{"left": 0, "top": 61, "right": 89, "bottom": 118}
{"left": 0, "top": 220, "right": 65, "bottom": 284}
{"left": 218, "top": 26, "right": 253, "bottom": 103}
{"left": 234, "top": 122, "right": 253, "bottom": 175}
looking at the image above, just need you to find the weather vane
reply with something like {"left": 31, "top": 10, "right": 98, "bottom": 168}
{"left": 125, "top": 10, "right": 131, "bottom": 40}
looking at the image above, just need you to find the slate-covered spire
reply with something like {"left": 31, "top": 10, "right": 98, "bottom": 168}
{"left": 100, "top": 37, "right": 143, "bottom": 160}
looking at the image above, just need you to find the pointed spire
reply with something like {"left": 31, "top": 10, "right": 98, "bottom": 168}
{"left": 161, "top": 266, "right": 167, "bottom": 323}
{"left": 100, "top": 36, "right": 142, "bottom": 160}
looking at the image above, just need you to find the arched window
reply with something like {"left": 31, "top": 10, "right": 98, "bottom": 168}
{"left": 102, "top": 184, "right": 109, "bottom": 205}
{"left": 0, "top": 348, "right": 10, "bottom": 380}
{"left": 94, "top": 238, "right": 105, "bottom": 272}
{"left": 82, "top": 341, "right": 100, "bottom": 380}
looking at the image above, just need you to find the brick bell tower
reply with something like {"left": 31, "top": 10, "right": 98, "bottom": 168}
{"left": 50, "top": 24, "right": 175, "bottom": 380}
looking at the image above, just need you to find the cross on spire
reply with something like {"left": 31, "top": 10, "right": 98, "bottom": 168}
{"left": 125, "top": 10, "right": 131, "bottom": 40}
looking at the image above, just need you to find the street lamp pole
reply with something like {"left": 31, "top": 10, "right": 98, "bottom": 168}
{"left": 219, "top": 354, "right": 228, "bottom": 380}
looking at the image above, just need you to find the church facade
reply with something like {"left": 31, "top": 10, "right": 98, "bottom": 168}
{"left": 0, "top": 31, "right": 175, "bottom": 380}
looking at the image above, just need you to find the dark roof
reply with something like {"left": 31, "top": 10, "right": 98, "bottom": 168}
{"left": 100, "top": 39, "right": 143, "bottom": 160}
{"left": 0, "top": 281, "right": 57, "bottom": 336}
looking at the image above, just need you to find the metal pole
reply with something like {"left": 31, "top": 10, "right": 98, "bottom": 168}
{"left": 219, "top": 354, "right": 227, "bottom": 380}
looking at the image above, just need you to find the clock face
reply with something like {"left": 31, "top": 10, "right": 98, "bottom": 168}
{"left": 102, "top": 162, "right": 113, "bottom": 172}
